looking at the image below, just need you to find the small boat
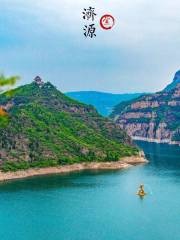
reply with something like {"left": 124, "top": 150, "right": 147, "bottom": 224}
{"left": 137, "top": 184, "right": 147, "bottom": 197}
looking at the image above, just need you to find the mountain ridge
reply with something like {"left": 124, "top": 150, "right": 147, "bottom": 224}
{"left": 111, "top": 71, "right": 180, "bottom": 145}
{"left": 0, "top": 78, "right": 140, "bottom": 171}
{"left": 164, "top": 70, "right": 180, "bottom": 91}
{"left": 65, "top": 91, "right": 144, "bottom": 116}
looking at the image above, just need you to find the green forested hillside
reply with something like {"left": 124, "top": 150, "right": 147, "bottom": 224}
{"left": 0, "top": 79, "right": 139, "bottom": 171}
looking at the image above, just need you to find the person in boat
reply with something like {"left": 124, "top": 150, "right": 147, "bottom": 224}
{"left": 137, "top": 184, "right": 146, "bottom": 196}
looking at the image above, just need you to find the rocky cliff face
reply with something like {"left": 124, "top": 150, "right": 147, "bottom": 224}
{"left": 164, "top": 70, "right": 180, "bottom": 91}
{"left": 111, "top": 72, "right": 180, "bottom": 145}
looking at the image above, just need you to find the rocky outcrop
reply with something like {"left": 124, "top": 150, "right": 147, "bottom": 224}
{"left": 111, "top": 71, "right": 180, "bottom": 145}
{"left": 164, "top": 70, "right": 180, "bottom": 91}
{"left": 119, "top": 122, "right": 173, "bottom": 141}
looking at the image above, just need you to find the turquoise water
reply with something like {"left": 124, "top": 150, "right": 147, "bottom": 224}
{"left": 0, "top": 141, "right": 180, "bottom": 240}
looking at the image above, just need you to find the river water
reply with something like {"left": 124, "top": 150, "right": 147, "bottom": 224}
{"left": 0, "top": 141, "right": 180, "bottom": 240}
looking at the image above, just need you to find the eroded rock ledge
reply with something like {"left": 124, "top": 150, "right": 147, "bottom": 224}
{"left": 132, "top": 136, "right": 180, "bottom": 146}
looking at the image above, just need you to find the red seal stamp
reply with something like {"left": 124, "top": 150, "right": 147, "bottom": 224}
{"left": 100, "top": 14, "right": 115, "bottom": 30}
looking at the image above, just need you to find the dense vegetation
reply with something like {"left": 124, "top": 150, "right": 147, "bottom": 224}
{"left": 0, "top": 81, "right": 139, "bottom": 171}
{"left": 0, "top": 73, "right": 20, "bottom": 129}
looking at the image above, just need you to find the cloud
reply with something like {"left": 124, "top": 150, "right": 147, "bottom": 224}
{"left": 0, "top": 0, "right": 179, "bottom": 92}
{"left": 2, "top": 0, "right": 180, "bottom": 42}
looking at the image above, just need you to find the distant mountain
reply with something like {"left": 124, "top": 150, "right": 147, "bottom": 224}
{"left": 164, "top": 70, "right": 180, "bottom": 91}
{"left": 65, "top": 91, "right": 143, "bottom": 116}
{"left": 111, "top": 71, "right": 180, "bottom": 145}
{"left": 0, "top": 77, "right": 139, "bottom": 171}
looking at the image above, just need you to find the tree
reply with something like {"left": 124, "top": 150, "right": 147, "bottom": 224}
{"left": 0, "top": 74, "right": 19, "bottom": 89}
{"left": 0, "top": 73, "right": 20, "bottom": 118}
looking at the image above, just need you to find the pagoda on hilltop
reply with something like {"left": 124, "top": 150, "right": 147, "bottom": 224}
{"left": 34, "top": 76, "right": 44, "bottom": 86}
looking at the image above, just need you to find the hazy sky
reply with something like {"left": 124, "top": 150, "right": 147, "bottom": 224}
{"left": 0, "top": 0, "right": 180, "bottom": 93}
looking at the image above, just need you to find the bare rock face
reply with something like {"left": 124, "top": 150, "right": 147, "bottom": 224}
{"left": 131, "top": 101, "right": 160, "bottom": 109}
{"left": 111, "top": 71, "right": 180, "bottom": 145}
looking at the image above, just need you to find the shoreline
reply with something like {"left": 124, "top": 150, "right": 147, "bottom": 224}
{"left": 0, "top": 156, "right": 148, "bottom": 182}
{"left": 132, "top": 136, "right": 180, "bottom": 146}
